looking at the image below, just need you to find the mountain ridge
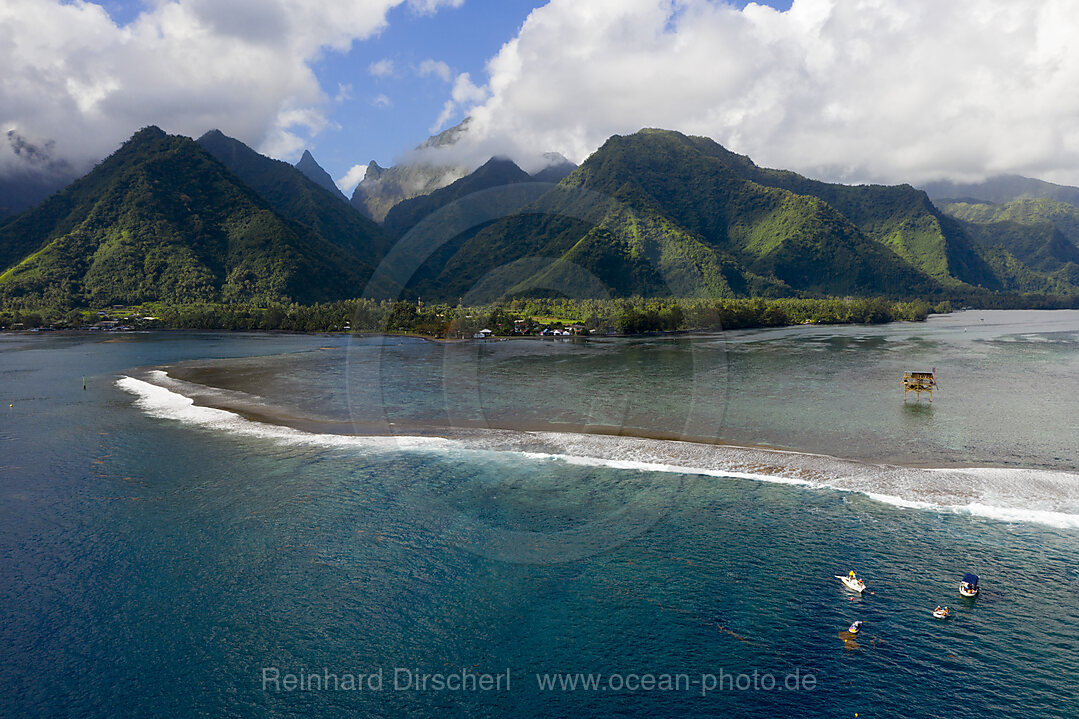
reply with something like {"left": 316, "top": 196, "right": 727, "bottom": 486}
{"left": 0, "top": 127, "right": 380, "bottom": 310}
{"left": 197, "top": 130, "right": 392, "bottom": 267}
{"left": 403, "top": 129, "right": 946, "bottom": 302}
{"left": 2, "top": 126, "right": 1078, "bottom": 317}
{"left": 923, "top": 174, "right": 1079, "bottom": 208}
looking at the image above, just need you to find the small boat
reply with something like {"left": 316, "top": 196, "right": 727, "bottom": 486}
{"left": 933, "top": 606, "right": 950, "bottom": 619}
{"left": 836, "top": 573, "right": 866, "bottom": 593}
{"left": 959, "top": 573, "right": 979, "bottom": 597}
{"left": 848, "top": 620, "right": 863, "bottom": 634}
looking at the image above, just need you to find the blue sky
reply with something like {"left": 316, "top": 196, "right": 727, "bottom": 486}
{"left": 310, "top": 1, "right": 542, "bottom": 175}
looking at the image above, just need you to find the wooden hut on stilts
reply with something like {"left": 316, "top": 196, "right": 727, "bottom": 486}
{"left": 903, "top": 369, "right": 938, "bottom": 402}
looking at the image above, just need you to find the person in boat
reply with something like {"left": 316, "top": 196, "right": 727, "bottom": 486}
{"left": 935, "top": 605, "right": 941, "bottom": 612}
{"left": 849, "top": 570, "right": 856, "bottom": 579}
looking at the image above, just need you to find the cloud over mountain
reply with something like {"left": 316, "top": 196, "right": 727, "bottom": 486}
{"left": 440, "top": 0, "right": 1079, "bottom": 185}
{"left": 0, "top": 0, "right": 460, "bottom": 178}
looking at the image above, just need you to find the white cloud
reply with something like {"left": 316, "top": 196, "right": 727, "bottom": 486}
{"left": 444, "top": 0, "right": 1079, "bottom": 186}
{"left": 373, "top": 94, "right": 393, "bottom": 108}
{"left": 334, "top": 83, "right": 354, "bottom": 103}
{"left": 430, "top": 72, "right": 489, "bottom": 134}
{"left": 408, "top": 0, "right": 464, "bottom": 14}
{"left": 260, "top": 105, "right": 338, "bottom": 159}
{"left": 417, "top": 59, "right": 452, "bottom": 83}
{"left": 338, "top": 163, "right": 369, "bottom": 194}
{"left": 0, "top": 0, "right": 460, "bottom": 178}
{"left": 451, "top": 72, "right": 487, "bottom": 104}
{"left": 368, "top": 58, "right": 396, "bottom": 78}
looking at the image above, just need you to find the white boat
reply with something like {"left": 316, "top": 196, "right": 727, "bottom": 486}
{"left": 848, "top": 621, "right": 863, "bottom": 634}
{"left": 836, "top": 574, "right": 866, "bottom": 592}
{"left": 959, "top": 573, "right": 979, "bottom": 597}
{"left": 933, "top": 606, "right": 950, "bottom": 619}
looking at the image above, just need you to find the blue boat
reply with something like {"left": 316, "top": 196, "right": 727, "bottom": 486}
{"left": 960, "top": 573, "right": 980, "bottom": 597}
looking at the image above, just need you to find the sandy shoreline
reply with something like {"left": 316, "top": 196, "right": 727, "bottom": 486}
{"left": 146, "top": 363, "right": 1011, "bottom": 473}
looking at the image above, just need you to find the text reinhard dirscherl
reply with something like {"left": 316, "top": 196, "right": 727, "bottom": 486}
{"left": 262, "top": 667, "right": 510, "bottom": 693}
{"left": 260, "top": 667, "right": 817, "bottom": 696}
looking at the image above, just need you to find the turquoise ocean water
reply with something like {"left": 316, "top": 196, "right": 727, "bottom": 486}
{"left": 2, "top": 311, "right": 1078, "bottom": 717}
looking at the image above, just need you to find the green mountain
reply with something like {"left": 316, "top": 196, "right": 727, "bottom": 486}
{"left": 962, "top": 222, "right": 1079, "bottom": 293}
{"left": 5, "top": 125, "right": 1076, "bottom": 316}
{"left": 397, "top": 130, "right": 1079, "bottom": 303}
{"left": 937, "top": 198, "right": 1079, "bottom": 293}
{"left": 0, "top": 127, "right": 380, "bottom": 311}
{"left": 702, "top": 144, "right": 996, "bottom": 288}
{"left": 400, "top": 129, "right": 950, "bottom": 302}
{"left": 940, "top": 197, "right": 1079, "bottom": 248}
{"left": 923, "top": 174, "right": 1079, "bottom": 208}
{"left": 197, "top": 130, "right": 391, "bottom": 266}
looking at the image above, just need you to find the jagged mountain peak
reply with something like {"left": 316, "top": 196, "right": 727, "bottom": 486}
{"left": 294, "top": 148, "right": 349, "bottom": 203}
{"left": 364, "top": 160, "right": 386, "bottom": 182}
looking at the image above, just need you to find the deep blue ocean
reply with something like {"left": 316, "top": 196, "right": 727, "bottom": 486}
{"left": 2, "top": 311, "right": 1078, "bottom": 717}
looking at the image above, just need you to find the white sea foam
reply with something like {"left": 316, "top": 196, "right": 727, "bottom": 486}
{"left": 116, "top": 372, "right": 1079, "bottom": 530}
{"left": 115, "top": 374, "right": 451, "bottom": 452}
{"left": 858, "top": 492, "right": 1079, "bottom": 528}
{"left": 950, "top": 503, "right": 1079, "bottom": 529}
{"left": 521, "top": 451, "right": 813, "bottom": 486}
{"left": 863, "top": 492, "right": 937, "bottom": 511}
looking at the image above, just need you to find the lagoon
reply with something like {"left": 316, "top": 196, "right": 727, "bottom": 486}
{"left": 2, "top": 310, "right": 1078, "bottom": 717}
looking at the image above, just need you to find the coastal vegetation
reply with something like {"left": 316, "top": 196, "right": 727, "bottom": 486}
{"left": 0, "top": 296, "right": 1000, "bottom": 335}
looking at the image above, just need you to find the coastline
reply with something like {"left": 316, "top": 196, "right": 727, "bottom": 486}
{"left": 117, "top": 365, "right": 1079, "bottom": 530}
{"left": 1, "top": 295, "right": 945, "bottom": 335}
{"left": 142, "top": 364, "right": 1045, "bottom": 472}
{"left": 140, "top": 361, "right": 980, "bottom": 469}
{"left": 2, "top": 318, "right": 935, "bottom": 341}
